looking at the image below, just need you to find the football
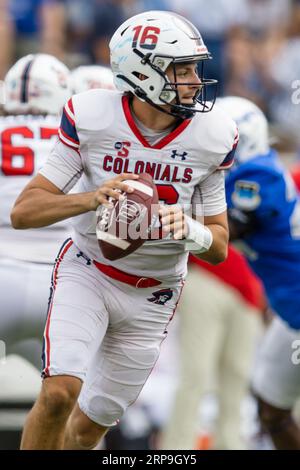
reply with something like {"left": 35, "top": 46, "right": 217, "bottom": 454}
{"left": 96, "top": 173, "right": 159, "bottom": 261}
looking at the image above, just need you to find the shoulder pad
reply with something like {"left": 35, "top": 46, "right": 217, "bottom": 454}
{"left": 193, "top": 103, "right": 238, "bottom": 157}
{"left": 72, "top": 89, "right": 123, "bottom": 131}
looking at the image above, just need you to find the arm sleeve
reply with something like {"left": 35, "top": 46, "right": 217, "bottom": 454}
{"left": 39, "top": 140, "right": 83, "bottom": 193}
{"left": 192, "top": 170, "right": 227, "bottom": 218}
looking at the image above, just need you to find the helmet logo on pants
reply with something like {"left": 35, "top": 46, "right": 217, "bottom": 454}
{"left": 147, "top": 288, "right": 173, "bottom": 305}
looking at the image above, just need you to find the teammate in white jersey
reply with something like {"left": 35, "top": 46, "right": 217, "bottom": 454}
{"left": 12, "top": 11, "right": 238, "bottom": 450}
{"left": 0, "top": 57, "right": 114, "bottom": 363}
{"left": 0, "top": 54, "right": 71, "bottom": 361}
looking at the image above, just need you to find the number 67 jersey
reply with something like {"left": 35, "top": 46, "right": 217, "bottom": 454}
{"left": 0, "top": 114, "right": 70, "bottom": 263}
{"left": 40, "top": 89, "right": 238, "bottom": 280}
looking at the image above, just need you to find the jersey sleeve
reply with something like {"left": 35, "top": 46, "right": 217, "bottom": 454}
{"left": 192, "top": 170, "right": 227, "bottom": 218}
{"left": 39, "top": 140, "right": 83, "bottom": 193}
{"left": 39, "top": 97, "right": 83, "bottom": 192}
{"left": 58, "top": 98, "right": 80, "bottom": 151}
{"left": 217, "top": 127, "right": 239, "bottom": 170}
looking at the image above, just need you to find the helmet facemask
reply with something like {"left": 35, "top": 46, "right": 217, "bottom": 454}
{"left": 159, "top": 58, "right": 218, "bottom": 119}
{"left": 116, "top": 48, "right": 218, "bottom": 120}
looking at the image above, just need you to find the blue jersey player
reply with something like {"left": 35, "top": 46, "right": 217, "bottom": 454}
{"left": 219, "top": 96, "right": 300, "bottom": 450}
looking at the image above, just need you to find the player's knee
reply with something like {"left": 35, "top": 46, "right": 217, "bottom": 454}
{"left": 42, "top": 388, "right": 76, "bottom": 418}
{"left": 40, "top": 378, "right": 80, "bottom": 418}
{"left": 257, "top": 397, "right": 292, "bottom": 432}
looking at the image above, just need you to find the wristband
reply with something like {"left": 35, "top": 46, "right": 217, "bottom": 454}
{"left": 184, "top": 216, "right": 213, "bottom": 253}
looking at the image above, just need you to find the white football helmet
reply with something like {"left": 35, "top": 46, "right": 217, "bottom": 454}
{"left": 109, "top": 10, "right": 217, "bottom": 119}
{"left": 4, "top": 54, "right": 71, "bottom": 115}
{"left": 217, "top": 96, "right": 269, "bottom": 164}
{"left": 70, "top": 65, "right": 115, "bottom": 94}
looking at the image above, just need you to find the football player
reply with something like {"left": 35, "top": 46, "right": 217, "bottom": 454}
{"left": 219, "top": 96, "right": 300, "bottom": 449}
{"left": 0, "top": 57, "right": 118, "bottom": 366}
{"left": 0, "top": 54, "right": 71, "bottom": 362}
{"left": 11, "top": 11, "right": 238, "bottom": 450}
{"left": 161, "top": 246, "right": 265, "bottom": 450}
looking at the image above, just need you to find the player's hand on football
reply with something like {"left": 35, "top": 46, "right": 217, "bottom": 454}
{"left": 159, "top": 205, "right": 188, "bottom": 240}
{"left": 91, "top": 173, "right": 139, "bottom": 210}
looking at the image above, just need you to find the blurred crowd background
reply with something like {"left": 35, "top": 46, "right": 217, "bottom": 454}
{"left": 1, "top": 0, "right": 300, "bottom": 451}
{"left": 2, "top": 0, "right": 300, "bottom": 152}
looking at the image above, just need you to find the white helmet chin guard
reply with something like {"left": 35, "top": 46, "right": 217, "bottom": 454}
{"left": 70, "top": 65, "right": 115, "bottom": 94}
{"left": 217, "top": 96, "right": 270, "bottom": 164}
{"left": 109, "top": 10, "right": 217, "bottom": 119}
{"left": 4, "top": 54, "right": 71, "bottom": 115}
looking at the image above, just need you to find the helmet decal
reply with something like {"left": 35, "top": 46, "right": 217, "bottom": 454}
{"left": 20, "top": 58, "right": 35, "bottom": 104}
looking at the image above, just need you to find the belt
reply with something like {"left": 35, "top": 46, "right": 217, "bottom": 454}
{"left": 93, "top": 260, "right": 161, "bottom": 288}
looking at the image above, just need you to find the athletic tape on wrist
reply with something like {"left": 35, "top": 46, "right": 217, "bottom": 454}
{"left": 184, "top": 216, "right": 213, "bottom": 253}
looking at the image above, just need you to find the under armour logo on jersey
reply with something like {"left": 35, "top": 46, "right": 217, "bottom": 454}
{"left": 147, "top": 288, "right": 173, "bottom": 305}
{"left": 76, "top": 251, "right": 91, "bottom": 265}
{"left": 170, "top": 150, "right": 187, "bottom": 161}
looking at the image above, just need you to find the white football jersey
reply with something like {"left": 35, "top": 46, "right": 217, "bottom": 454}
{"left": 0, "top": 114, "right": 71, "bottom": 263}
{"left": 40, "top": 90, "right": 238, "bottom": 279}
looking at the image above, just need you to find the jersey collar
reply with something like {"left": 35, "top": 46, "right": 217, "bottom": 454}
{"left": 121, "top": 94, "right": 191, "bottom": 150}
